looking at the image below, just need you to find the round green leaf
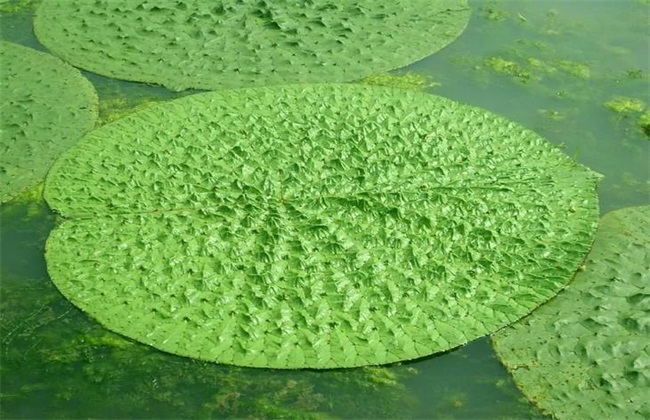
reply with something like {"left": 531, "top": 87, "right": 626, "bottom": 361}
{"left": 44, "top": 84, "right": 599, "bottom": 368}
{"left": 0, "top": 41, "right": 98, "bottom": 204}
{"left": 492, "top": 205, "right": 650, "bottom": 419}
{"left": 33, "top": 0, "right": 470, "bottom": 91}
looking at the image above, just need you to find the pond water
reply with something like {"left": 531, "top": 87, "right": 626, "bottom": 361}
{"left": 1, "top": 0, "right": 648, "bottom": 418}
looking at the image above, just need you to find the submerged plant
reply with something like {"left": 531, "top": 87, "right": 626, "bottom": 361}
{"left": 483, "top": 54, "right": 591, "bottom": 85}
{"left": 0, "top": 0, "right": 39, "bottom": 13}
{"left": 492, "top": 205, "right": 650, "bottom": 419}
{"left": 98, "top": 97, "right": 161, "bottom": 126}
{"left": 604, "top": 97, "right": 646, "bottom": 114}
{"left": 638, "top": 111, "right": 650, "bottom": 138}
{"left": 43, "top": 83, "right": 599, "bottom": 369}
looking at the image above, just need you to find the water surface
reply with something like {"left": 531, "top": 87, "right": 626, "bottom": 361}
{"left": 1, "top": 0, "right": 648, "bottom": 418}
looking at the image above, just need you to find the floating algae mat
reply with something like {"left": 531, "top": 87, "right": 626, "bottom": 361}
{"left": 33, "top": 0, "right": 470, "bottom": 91}
{"left": 492, "top": 205, "right": 650, "bottom": 420}
{"left": 44, "top": 84, "right": 600, "bottom": 369}
{"left": 0, "top": 41, "right": 98, "bottom": 204}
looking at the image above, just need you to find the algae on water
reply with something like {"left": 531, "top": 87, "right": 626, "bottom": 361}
{"left": 604, "top": 97, "right": 646, "bottom": 114}
{"left": 483, "top": 54, "right": 591, "bottom": 84}
{"left": 359, "top": 72, "right": 440, "bottom": 91}
{"left": 638, "top": 111, "right": 650, "bottom": 138}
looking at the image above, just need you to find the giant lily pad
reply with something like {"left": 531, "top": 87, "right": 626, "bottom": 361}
{"left": 492, "top": 205, "right": 650, "bottom": 419}
{"left": 0, "top": 41, "right": 98, "bottom": 204}
{"left": 44, "top": 84, "right": 600, "bottom": 368}
{"left": 33, "top": 0, "right": 470, "bottom": 91}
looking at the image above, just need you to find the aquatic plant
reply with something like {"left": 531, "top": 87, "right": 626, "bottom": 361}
{"left": 0, "top": 41, "right": 97, "bottom": 203}
{"left": 359, "top": 72, "right": 440, "bottom": 91}
{"left": 603, "top": 97, "right": 650, "bottom": 139}
{"left": 43, "top": 83, "right": 599, "bottom": 369}
{"left": 638, "top": 111, "right": 650, "bottom": 138}
{"left": 604, "top": 97, "right": 646, "bottom": 114}
{"left": 492, "top": 205, "right": 650, "bottom": 420}
{"left": 482, "top": 54, "right": 591, "bottom": 85}
{"left": 98, "top": 97, "right": 160, "bottom": 126}
{"left": 33, "top": 0, "right": 470, "bottom": 91}
{"left": 0, "top": 183, "right": 44, "bottom": 222}
{"left": 0, "top": 0, "right": 39, "bottom": 14}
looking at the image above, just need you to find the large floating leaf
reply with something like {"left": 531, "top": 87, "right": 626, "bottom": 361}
{"left": 492, "top": 206, "right": 650, "bottom": 419}
{"left": 33, "top": 0, "right": 470, "bottom": 91}
{"left": 0, "top": 41, "right": 98, "bottom": 204}
{"left": 44, "top": 84, "right": 600, "bottom": 368}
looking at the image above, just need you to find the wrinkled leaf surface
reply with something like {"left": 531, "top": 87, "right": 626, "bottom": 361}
{"left": 34, "top": 0, "right": 470, "bottom": 91}
{"left": 493, "top": 205, "right": 650, "bottom": 419}
{"left": 0, "top": 41, "right": 98, "bottom": 203}
{"left": 45, "top": 84, "right": 599, "bottom": 368}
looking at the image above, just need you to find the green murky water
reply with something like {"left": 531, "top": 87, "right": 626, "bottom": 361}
{"left": 1, "top": 1, "right": 648, "bottom": 418}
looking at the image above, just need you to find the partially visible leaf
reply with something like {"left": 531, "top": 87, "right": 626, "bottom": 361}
{"left": 33, "top": 0, "right": 470, "bottom": 91}
{"left": 493, "top": 206, "right": 650, "bottom": 420}
{"left": 0, "top": 41, "right": 97, "bottom": 203}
